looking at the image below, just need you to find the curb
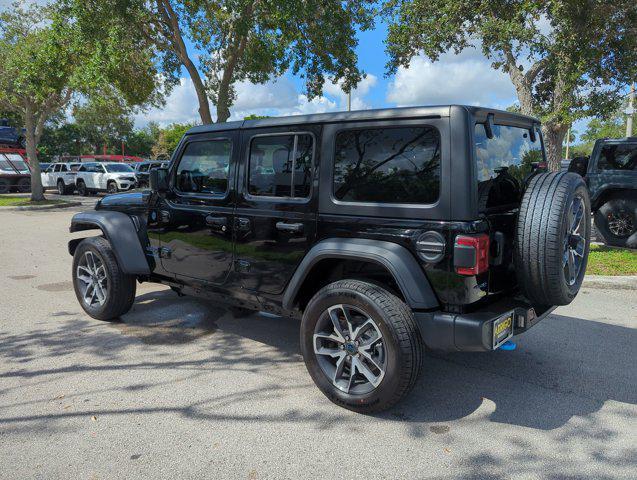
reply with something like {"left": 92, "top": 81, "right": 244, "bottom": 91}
{"left": 0, "top": 201, "right": 82, "bottom": 211}
{"left": 582, "top": 275, "right": 637, "bottom": 290}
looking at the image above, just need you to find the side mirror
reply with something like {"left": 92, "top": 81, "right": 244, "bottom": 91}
{"left": 567, "top": 156, "right": 589, "bottom": 177}
{"left": 149, "top": 167, "right": 169, "bottom": 193}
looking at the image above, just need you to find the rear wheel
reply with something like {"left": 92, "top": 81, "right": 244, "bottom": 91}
{"left": 301, "top": 280, "right": 422, "bottom": 413}
{"left": 76, "top": 180, "right": 87, "bottom": 197}
{"left": 17, "top": 178, "right": 30, "bottom": 193}
{"left": 72, "top": 237, "right": 136, "bottom": 321}
{"left": 594, "top": 198, "right": 637, "bottom": 247}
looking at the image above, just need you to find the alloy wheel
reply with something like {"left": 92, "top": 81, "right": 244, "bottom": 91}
{"left": 607, "top": 210, "right": 634, "bottom": 238}
{"left": 563, "top": 195, "right": 586, "bottom": 286}
{"left": 313, "top": 304, "right": 386, "bottom": 395}
{"left": 76, "top": 251, "right": 108, "bottom": 307}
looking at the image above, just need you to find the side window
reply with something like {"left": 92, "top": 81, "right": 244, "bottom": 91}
{"left": 45, "top": 165, "right": 55, "bottom": 173}
{"left": 60, "top": 164, "right": 68, "bottom": 172}
{"left": 175, "top": 139, "right": 231, "bottom": 195}
{"left": 53, "top": 164, "right": 61, "bottom": 172}
{"left": 333, "top": 126, "right": 441, "bottom": 204}
{"left": 248, "top": 133, "right": 313, "bottom": 198}
{"left": 598, "top": 144, "right": 637, "bottom": 171}
{"left": 139, "top": 164, "right": 149, "bottom": 172}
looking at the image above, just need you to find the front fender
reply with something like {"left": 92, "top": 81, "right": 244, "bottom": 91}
{"left": 282, "top": 238, "right": 439, "bottom": 311}
{"left": 69, "top": 211, "right": 150, "bottom": 275}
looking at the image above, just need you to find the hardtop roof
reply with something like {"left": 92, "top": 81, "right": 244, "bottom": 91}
{"left": 185, "top": 105, "right": 539, "bottom": 136}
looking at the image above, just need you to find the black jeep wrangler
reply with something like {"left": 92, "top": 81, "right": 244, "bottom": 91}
{"left": 69, "top": 106, "right": 591, "bottom": 412}
{"left": 567, "top": 137, "right": 637, "bottom": 247}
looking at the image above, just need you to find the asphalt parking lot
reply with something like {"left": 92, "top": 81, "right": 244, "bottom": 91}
{"left": 0, "top": 206, "right": 635, "bottom": 479}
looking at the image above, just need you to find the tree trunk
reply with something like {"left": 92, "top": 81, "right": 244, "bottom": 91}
{"left": 182, "top": 56, "right": 213, "bottom": 124}
{"left": 216, "top": 89, "right": 231, "bottom": 123}
{"left": 24, "top": 108, "right": 45, "bottom": 202}
{"left": 542, "top": 124, "right": 568, "bottom": 172}
{"left": 158, "top": 0, "right": 213, "bottom": 125}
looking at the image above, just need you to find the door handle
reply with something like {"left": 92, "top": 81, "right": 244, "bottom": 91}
{"left": 205, "top": 215, "right": 227, "bottom": 229}
{"left": 276, "top": 221, "right": 303, "bottom": 234}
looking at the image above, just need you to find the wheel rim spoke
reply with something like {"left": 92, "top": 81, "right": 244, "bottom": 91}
{"left": 314, "top": 303, "right": 386, "bottom": 395}
{"left": 76, "top": 250, "right": 108, "bottom": 307}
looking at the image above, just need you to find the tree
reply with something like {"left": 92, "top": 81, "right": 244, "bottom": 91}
{"left": 74, "top": 0, "right": 374, "bottom": 124}
{"left": 385, "top": 0, "right": 637, "bottom": 170}
{"left": 151, "top": 122, "right": 194, "bottom": 158}
{"left": 73, "top": 95, "right": 134, "bottom": 154}
{"left": 0, "top": 2, "right": 162, "bottom": 200}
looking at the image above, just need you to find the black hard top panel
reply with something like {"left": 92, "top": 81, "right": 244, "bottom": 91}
{"left": 185, "top": 105, "right": 539, "bottom": 135}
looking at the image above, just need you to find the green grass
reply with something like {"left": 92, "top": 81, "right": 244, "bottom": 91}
{"left": 0, "top": 195, "right": 65, "bottom": 207}
{"left": 587, "top": 244, "right": 637, "bottom": 276}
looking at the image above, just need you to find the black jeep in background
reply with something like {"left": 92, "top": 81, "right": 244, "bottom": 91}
{"left": 68, "top": 106, "right": 591, "bottom": 412}
{"left": 568, "top": 138, "right": 637, "bottom": 248}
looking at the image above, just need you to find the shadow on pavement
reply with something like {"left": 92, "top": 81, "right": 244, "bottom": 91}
{"left": 0, "top": 289, "right": 635, "bottom": 436}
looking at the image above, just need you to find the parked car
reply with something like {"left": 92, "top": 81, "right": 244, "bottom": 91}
{"left": 133, "top": 161, "right": 169, "bottom": 188}
{"left": 0, "top": 152, "right": 31, "bottom": 193}
{"left": 566, "top": 137, "right": 636, "bottom": 247}
{"left": 0, "top": 119, "right": 26, "bottom": 148}
{"left": 68, "top": 106, "right": 591, "bottom": 412}
{"left": 74, "top": 162, "right": 138, "bottom": 196}
{"left": 41, "top": 162, "right": 82, "bottom": 194}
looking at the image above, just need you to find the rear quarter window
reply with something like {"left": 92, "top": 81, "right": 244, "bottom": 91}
{"left": 597, "top": 144, "right": 637, "bottom": 171}
{"left": 333, "top": 126, "right": 441, "bottom": 204}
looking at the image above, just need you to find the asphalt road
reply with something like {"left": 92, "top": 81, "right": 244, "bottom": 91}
{"left": 0, "top": 206, "right": 635, "bottom": 479}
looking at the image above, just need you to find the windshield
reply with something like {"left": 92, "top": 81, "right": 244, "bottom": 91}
{"left": 105, "top": 164, "right": 134, "bottom": 173}
{"left": 474, "top": 123, "right": 544, "bottom": 210}
{"left": 0, "top": 158, "right": 16, "bottom": 173}
{"left": 4, "top": 154, "right": 30, "bottom": 173}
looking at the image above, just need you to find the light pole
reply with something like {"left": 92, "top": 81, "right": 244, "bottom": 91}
{"left": 626, "top": 83, "right": 635, "bottom": 138}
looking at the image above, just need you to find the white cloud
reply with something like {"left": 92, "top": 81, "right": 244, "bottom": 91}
{"left": 135, "top": 73, "right": 377, "bottom": 127}
{"left": 134, "top": 78, "right": 201, "bottom": 127}
{"left": 323, "top": 74, "right": 378, "bottom": 110}
{"left": 386, "top": 48, "right": 516, "bottom": 109}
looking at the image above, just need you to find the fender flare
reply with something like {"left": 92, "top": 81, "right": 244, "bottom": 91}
{"left": 282, "top": 238, "right": 439, "bottom": 311}
{"left": 69, "top": 211, "right": 150, "bottom": 275}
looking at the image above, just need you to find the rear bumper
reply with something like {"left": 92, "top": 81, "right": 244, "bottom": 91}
{"left": 414, "top": 298, "right": 556, "bottom": 352}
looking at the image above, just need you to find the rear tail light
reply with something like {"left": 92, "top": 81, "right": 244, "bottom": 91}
{"left": 454, "top": 234, "right": 490, "bottom": 276}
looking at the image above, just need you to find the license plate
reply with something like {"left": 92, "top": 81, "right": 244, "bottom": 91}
{"left": 493, "top": 311, "right": 514, "bottom": 349}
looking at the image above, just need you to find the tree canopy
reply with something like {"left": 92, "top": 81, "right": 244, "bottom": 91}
{"left": 73, "top": 0, "right": 375, "bottom": 124}
{"left": 385, "top": 0, "right": 637, "bottom": 170}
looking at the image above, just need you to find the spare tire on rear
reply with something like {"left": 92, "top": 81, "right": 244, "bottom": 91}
{"left": 515, "top": 172, "right": 591, "bottom": 306}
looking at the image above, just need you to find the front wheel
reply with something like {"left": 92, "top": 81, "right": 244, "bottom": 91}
{"left": 72, "top": 237, "right": 136, "bottom": 321}
{"left": 0, "top": 178, "right": 10, "bottom": 194}
{"left": 107, "top": 181, "right": 118, "bottom": 194}
{"left": 300, "top": 280, "right": 422, "bottom": 413}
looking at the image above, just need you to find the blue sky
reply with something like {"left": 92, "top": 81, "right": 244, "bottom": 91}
{"left": 138, "top": 17, "right": 527, "bottom": 129}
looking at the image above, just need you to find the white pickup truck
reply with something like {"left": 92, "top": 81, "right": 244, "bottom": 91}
{"left": 41, "top": 162, "right": 82, "bottom": 194}
{"left": 74, "top": 162, "right": 138, "bottom": 195}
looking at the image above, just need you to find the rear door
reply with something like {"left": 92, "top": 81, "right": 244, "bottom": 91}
{"left": 235, "top": 126, "right": 318, "bottom": 295}
{"left": 158, "top": 131, "right": 238, "bottom": 285}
